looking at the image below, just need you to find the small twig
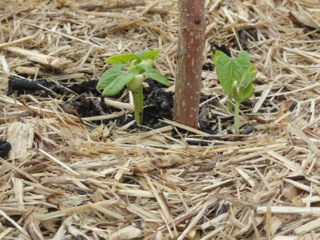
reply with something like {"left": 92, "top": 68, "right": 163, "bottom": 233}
{"left": 77, "top": 1, "right": 145, "bottom": 11}
{"left": 0, "top": 36, "right": 33, "bottom": 48}
{"left": 5, "top": 46, "right": 68, "bottom": 71}
{"left": 139, "top": 2, "right": 160, "bottom": 15}
{"left": 136, "top": 6, "right": 169, "bottom": 15}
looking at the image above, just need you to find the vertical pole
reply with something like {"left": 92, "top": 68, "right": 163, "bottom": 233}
{"left": 174, "top": 0, "right": 206, "bottom": 128}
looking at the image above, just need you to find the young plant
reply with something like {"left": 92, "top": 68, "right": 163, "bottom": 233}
{"left": 96, "top": 50, "right": 170, "bottom": 125}
{"left": 213, "top": 51, "right": 257, "bottom": 134}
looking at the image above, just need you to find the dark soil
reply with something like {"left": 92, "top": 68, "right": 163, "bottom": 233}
{"left": 7, "top": 76, "right": 174, "bottom": 128}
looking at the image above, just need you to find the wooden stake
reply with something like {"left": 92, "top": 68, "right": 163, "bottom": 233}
{"left": 174, "top": 0, "right": 206, "bottom": 128}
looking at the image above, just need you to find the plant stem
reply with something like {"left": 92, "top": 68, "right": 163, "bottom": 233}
{"left": 132, "top": 86, "right": 144, "bottom": 125}
{"left": 234, "top": 101, "right": 240, "bottom": 134}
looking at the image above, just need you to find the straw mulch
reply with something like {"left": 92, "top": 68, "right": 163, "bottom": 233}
{"left": 1, "top": 0, "right": 320, "bottom": 239}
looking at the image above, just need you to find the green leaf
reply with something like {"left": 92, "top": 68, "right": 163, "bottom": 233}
{"left": 235, "top": 67, "right": 257, "bottom": 102}
{"left": 136, "top": 64, "right": 170, "bottom": 86}
{"left": 239, "top": 66, "right": 257, "bottom": 91}
{"left": 101, "top": 73, "right": 137, "bottom": 96}
{"left": 144, "top": 70, "right": 170, "bottom": 86}
{"left": 106, "top": 53, "right": 137, "bottom": 64}
{"left": 214, "top": 50, "right": 257, "bottom": 134}
{"left": 213, "top": 51, "right": 253, "bottom": 99}
{"left": 236, "top": 83, "right": 254, "bottom": 103}
{"left": 96, "top": 64, "right": 124, "bottom": 91}
{"left": 135, "top": 50, "right": 160, "bottom": 60}
{"left": 141, "top": 50, "right": 160, "bottom": 60}
{"left": 104, "top": 50, "right": 160, "bottom": 65}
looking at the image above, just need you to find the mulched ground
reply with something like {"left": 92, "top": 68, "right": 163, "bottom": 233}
{"left": 1, "top": 0, "right": 320, "bottom": 239}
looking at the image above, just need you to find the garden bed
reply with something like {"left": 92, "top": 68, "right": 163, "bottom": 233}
{"left": 0, "top": 0, "right": 320, "bottom": 239}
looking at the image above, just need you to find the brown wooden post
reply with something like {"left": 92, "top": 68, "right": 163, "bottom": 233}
{"left": 174, "top": 0, "right": 206, "bottom": 128}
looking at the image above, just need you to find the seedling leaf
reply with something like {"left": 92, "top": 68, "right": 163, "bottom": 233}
{"left": 101, "top": 73, "right": 137, "bottom": 96}
{"left": 236, "top": 83, "right": 254, "bottom": 103}
{"left": 136, "top": 64, "right": 170, "bottom": 86}
{"left": 213, "top": 50, "right": 257, "bottom": 134}
{"left": 96, "top": 64, "right": 124, "bottom": 91}
{"left": 106, "top": 53, "right": 137, "bottom": 64}
{"left": 141, "top": 50, "right": 160, "bottom": 60}
{"left": 239, "top": 65, "right": 257, "bottom": 91}
{"left": 134, "top": 50, "right": 160, "bottom": 60}
{"left": 144, "top": 70, "right": 170, "bottom": 86}
{"left": 236, "top": 68, "right": 256, "bottom": 102}
{"left": 213, "top": 51, "right": 252, "bottom": 99}
{"left": 97, "top": 50, "right": 170, "bottom": 125}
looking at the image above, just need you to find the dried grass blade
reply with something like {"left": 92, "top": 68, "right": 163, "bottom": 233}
{"left": 0, "top": 36, "right": 33, "bottom": 48}
{"left": 294, "top": 217, "right": 320, "bottom": 235}
{"left": 127, "top": 203, "right": 162, "bottom": 222}
{"left": 0, "top": 158, "right": 38, "bottom": 183}
{"left": 144, "top": 174, "right": 173, "bottom": 228}
{"left": 39, "top": 149, "right": 79, "bottom": 176}
{"left": 177, "top": 202, "right": 209, "bottom": 240}
{"left": 52, "top": 216, "right": 73, "bottom": 240}
{"left": 283, "top": 178, "right": 315, "bottom": 194}
{"left": 0, "top": 209, "right": 29, "bottom": 237}
{"left": 161, "top": 119, "right": 210, "bottom": 136}
{"left": 257, "top": 206, "right": 320, "bottom": 215}
{"left": 287, "top": 125, "right": 320, "bottom": 154}
{"left": 87, "top": 202, "right": 124, "bottom": 220}
{"left": 236, "top": 168, "right": 255, "bottom": 188}
{"left": 264, "top": 148, "right": 302, "bottom": 173}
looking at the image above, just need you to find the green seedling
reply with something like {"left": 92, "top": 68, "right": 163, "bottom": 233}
{"left": 96, "top": 50, "right": 170, "bottom": 125}
{"left": 213, "top": 51, "right": 257, "bottom": 134}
